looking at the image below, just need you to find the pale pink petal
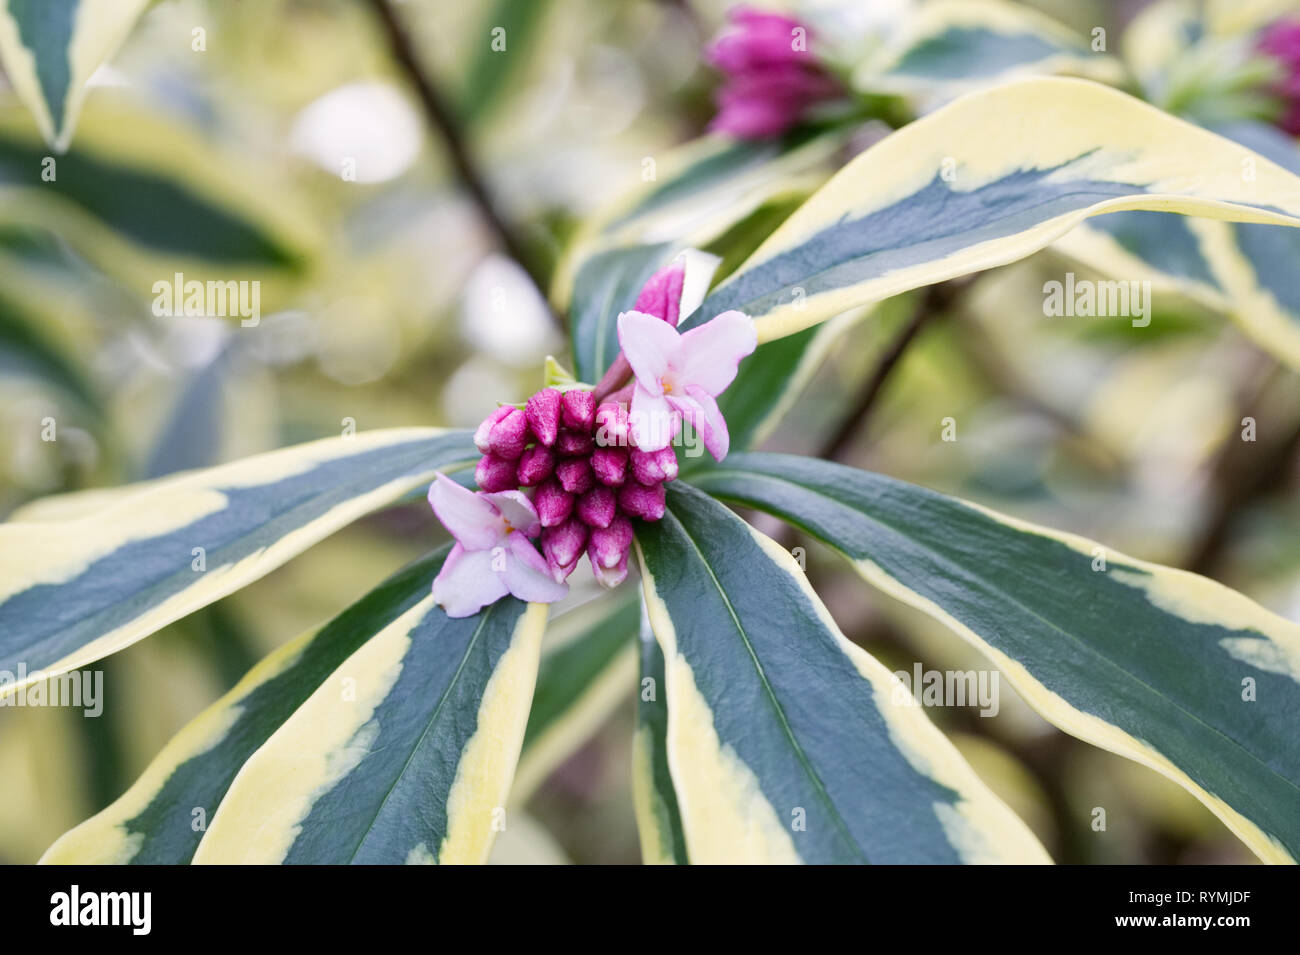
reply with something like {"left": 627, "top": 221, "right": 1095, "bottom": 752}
{"left": 673, "top": 386, "right": 731, "bottom": 461}
{"left": 428, "top": 474, "right": 502, "bottom": 550}
{"left": 504, "top": 533, "right": 569, "bottom": 603}
{"left": 617, "top": 310, "right": 680, "bottom": 396}
{"left": 678, "top": 310, "right": 757, "bottom": 396}
{"left": 629, "top": 386, "right": 678, "bottom": 452}
{"left": 677, "top": 249, "right": 721, "bottom": 323}
{"left": 432, "top": 543, "right": 509, "bottom": 618}
{"left": 633, "top": 262, "right": 686, "bottom": 326}
{"left": 483, "top": 489, "right": 541, "bottom": 538}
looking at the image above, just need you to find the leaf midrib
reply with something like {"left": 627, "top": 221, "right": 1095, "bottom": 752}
{"left": 345, "top": 603, "right": 498, "bottom": 864}
{"left": 701, "top": 466, "right": 1300, "bottom": 812}
{"left": 659, "top": 504, "right": 870, "bottom": 863}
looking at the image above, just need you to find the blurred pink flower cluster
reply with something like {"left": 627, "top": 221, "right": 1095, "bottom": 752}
{"left": 1260, "top": 18, "right": 1300, "bottom": 135}
{"left": 706, "top": 5, "right": 842, "bottom": 140}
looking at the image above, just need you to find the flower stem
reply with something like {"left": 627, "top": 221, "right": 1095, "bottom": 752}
{"left": 364, "top": 0, "right": 565, "bottom": 332}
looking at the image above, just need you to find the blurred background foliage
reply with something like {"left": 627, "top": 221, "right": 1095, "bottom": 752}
{"left": 1, "top": 0, "right": 1296, "bottom": 864}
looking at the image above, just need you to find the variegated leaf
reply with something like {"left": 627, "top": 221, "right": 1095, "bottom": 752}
{"left": 680, "top": 77, "right": 1300, "bottom": 345}
{"left": 0, "top": 428, "right": 478, "bottom": 697}
{"left": 692, "top": 452, "right": 1300, "bottom": 864}
{"left": 634, "top": 481, "right": 1051, "bottom": 864}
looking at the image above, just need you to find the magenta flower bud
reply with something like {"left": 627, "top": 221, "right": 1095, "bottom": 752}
{"left": 576, "top": 484, "right": 617, "bottom": 529}
{"left": 525, "top": 388, "right": 562, "bottom": 447}
{"left": 555, "top": 428, "right": 594, "bottom": 457}
{"left": 486, "top": 407, "right": 529, "bottom": 460}
{"left": 704, "top": 7, "right": 841, "bottom": 141}
{"left": 535, "top": 479, "right": 574, "bottom": 527}
{"left": 588, "top": 516, "right": 633, "bottom": 588}
{"left": 516, "top": 444, "right": 555, "bottom": 487}
{"left": 555, "top": 457, "right": 593, "bottom": 494}
{"left": 630, "top": 446, "right": 678, "bottom": 485}
{"left": 619, "top": 480, "right": 666, "bottom": 521}
{"left": 1260, "top": 18, "right": 1300, "bottom": 135}
{"left": 473, "top": 406, "right": 513, "bottom": 454}
{"left": 475, "top": 453, "right": 518, "bottom": 493}
{"left": 590, "top": 446, "right": 628, "bottom": 486}
{"left": 542, "top": 517, "right": 588, "bottom": 583}
{"left": 561, "top": 388, "right": 597, "bottom": 431}
{"left": 594, "top": 401, "right": 630, "bottom": 448}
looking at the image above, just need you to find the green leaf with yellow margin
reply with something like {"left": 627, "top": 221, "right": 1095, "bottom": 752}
{"left": 631, "top": 601, "right": 688, "bottom": 865}
{"left": 0, "top": 0, "right": 150, "bottom": 151}
{"left": 189, "top": 594, "right": 548, "bottom": 864}
{"left": 0, "top": 428, "right": 478, "bottom": 700}
{"left": 691, "top": 453, "right": 1300, "bottom": 864}
{"left": 510, "top": 589, "right": 639, "bottom": 803}
{"left": 0, "top": 96, "right": 318, "bottom": 309}
{"left": 41, "top": 547, "right": 454, "bottom": 863}
{"left": 634, "top": 481, "right": 1051, "bottom": 864}
{"left": 679, "top": 77, "right": 1300, "bottom": 345}
{"left": 855, "top": 0, "right": 1125, "bottom": 98}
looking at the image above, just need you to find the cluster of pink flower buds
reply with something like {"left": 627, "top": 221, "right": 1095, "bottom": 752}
{"left": 706, "top": 6, "right": 842, "bottom": 140}
{"left": 1260, "top": 19, "right": 1300, "bottom": 135}
{"left": 472, "top": 386, "right": 678, "bottom": 589}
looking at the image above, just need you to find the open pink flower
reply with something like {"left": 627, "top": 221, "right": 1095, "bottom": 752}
{"left": 428, "top": 474, "right": 567, "bottom": 618}
{"left": 617, "top": 308, "right": 757, "bottom": 460}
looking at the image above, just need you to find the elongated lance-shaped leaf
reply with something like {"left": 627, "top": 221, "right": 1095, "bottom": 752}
{"left": 0, "top": 428, "right": 478, "bottom": 698}
{"left": 0, "top": 99, "right": 317, "bottom": 308}
{"left": 512, "top": 590, "right": 639, "bottom": 802}
{"left": 680, "top": 77, "right": 1300, "bottom": 344}
{"left": 856, "top": 0, "right": 1124, "bottom": 97}
{"left": 41, "top": 548, "right": 455, "bottom": 864}
{"left": 191, "top": 597, "right": 548, "bottom": 864}
{"left": 634, "top": 482, "right": 1051, "bottom": 864}
{"left": 631, "top": 599, "right": 688, "bottom": 865}
{"left": 0, "top": 282, "right": 98, "bottom": 414}
{"left": 1054, "top": 122, "right": 1300, "bottom": 370}
{"left": 1192, "top": 123, "right": 1300, "bottom": 370}
{"left": 0, "top": 0, "right": 149, "bottom": 151}
{"left": 552, "top": 128, "right": 843, "bottom": 312}
{"left": 691, "top": 453, "right": 1300, "bottom": 864}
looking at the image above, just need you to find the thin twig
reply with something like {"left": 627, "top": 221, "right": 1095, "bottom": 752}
{"left": 818, "top": 277, "right": 975, "bottom": 462}
{"left": 364, "top": 0, "right": 564, "bottom": 330}
{"left": 1186, "top": 369, "right": 1300, "bottom": 576}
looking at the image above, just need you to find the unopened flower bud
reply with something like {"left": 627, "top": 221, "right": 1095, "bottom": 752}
{"left": 535, "top": 479, "right": 574, "bottom": 527}
{"left": 516, "top": 444, "right": 555, "bottom": 486}
{"left": 556, "top": 457, "right": 593, "bottom": 494}
{"left": 473, "top": 406, "right": 513, "bottom": 454}
{"left": 561, "top": 388, "right": 597, "bottom": 431}
{"left": 486, "top": 407, "right": 528, "bottom": 460}
{"left": 590, "top": 446, "right": 628, "bottom": 486}
{"left": 475, "top": 454, "right": 517, "bottom": 493}
{"left": 576, "top": 485, "right": 616, "bottom": 528}
{"left": 555, "top": 428, "right": 594, "bottom": 457}
{"left": 630, "top": 446, "right": 678, "bottom": 485}
{"left": 542, "top": 517, "right": 588, "bottom": 582}
{"left": 525, "top": 388, "right": 562, "bottom": 447}
{"left": 594, "top": 401, "right": 630, "bottom": 448}
{"left": 619, "top": 480, "right": 666, "bottom": 521}
{"left": 588, "top": 516, "right": 633, "bottom": 588}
